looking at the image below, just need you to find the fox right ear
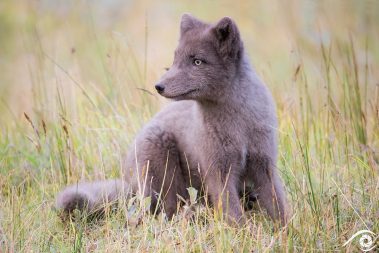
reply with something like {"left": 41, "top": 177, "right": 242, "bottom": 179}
{"left": 212, "top": 17, "right": 242, "bottom": 60}
{"left": 180, "top": 13, "right": 203, "bottom": 36}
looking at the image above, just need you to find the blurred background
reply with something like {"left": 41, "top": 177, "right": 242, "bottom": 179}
{"left": 1, "top": 0, "right": 378, "bottom": 126}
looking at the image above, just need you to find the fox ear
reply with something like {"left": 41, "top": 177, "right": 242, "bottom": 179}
{"left": 180, "top": 13, "right": 203, "bottom": 36}
{"left": 212, "top": 17, "right": 242, "bottom": 60}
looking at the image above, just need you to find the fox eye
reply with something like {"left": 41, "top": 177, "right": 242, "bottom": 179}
{"left": 193, "top": 59, "right": 202, "bottom": 66}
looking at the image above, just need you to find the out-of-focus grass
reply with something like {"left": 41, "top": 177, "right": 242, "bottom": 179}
{"left": 0, "top": 0, "right": 378, "bottom": 252}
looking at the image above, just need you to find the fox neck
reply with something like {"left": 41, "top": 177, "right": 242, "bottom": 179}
{"left": 199, "top": 54, "right": 252, "bottom": 105}
{"left": 196, "top": 55, "right": 254, "bottom": 126}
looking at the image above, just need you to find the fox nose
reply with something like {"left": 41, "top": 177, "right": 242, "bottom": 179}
{"left": 155, "top": 84, "right": 165, "bottom": 93}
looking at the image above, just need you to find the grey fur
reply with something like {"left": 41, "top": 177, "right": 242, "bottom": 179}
{"left": 56, "top": 179, "right": 129, "bottom": 214}
{"left": 56, "top": 14, "right": 289, "bottom": 225}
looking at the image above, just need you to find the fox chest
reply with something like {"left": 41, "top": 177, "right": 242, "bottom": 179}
{"left": 194, "top": 128, "right": 248, "bottom": 173}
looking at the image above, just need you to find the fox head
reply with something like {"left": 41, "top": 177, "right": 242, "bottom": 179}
{"left": 155, "top": 14, "right": 244, "bottom": 102}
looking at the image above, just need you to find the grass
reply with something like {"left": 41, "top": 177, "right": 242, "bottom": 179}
{"left": 0, "top": 0, "right": 378, "bottom": 252}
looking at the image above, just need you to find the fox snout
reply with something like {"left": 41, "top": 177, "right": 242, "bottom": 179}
{"left": 155, "top": 83, "right": 165, "bottom": 94}
{"left": 154, "top": 68, "right": 185, "bottom": 98}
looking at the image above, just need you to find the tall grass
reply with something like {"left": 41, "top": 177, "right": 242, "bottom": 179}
{"left": 0, "top": 0, "right": 378, "bottom": 252}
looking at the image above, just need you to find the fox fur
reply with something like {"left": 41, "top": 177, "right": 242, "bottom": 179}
{"left": 56, "top": 14, "right": 289, "bottom": 225}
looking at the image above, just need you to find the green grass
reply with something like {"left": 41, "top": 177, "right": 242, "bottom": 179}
{"left": 0, "top": 1, "right": 378, "bottom": 252}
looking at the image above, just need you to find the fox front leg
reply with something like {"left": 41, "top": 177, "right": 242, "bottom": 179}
{"left": 203, "top": 166, "right": 244, "bottom": 225}
{"left": 248, "top": 154, "right": 289, "bottom": 226}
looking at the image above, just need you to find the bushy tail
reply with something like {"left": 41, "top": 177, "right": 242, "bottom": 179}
{"left": 55, "top": 179, "right": 130, "bottom": 215}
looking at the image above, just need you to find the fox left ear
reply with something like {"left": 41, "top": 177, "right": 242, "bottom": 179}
{"left": 180, "top": 13, "right": 203, "bottom": 36}
{"left": 212, "top": 17, "right": 242, "bottom": 60}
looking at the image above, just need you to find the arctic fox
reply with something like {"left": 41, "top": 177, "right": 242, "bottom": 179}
{"left": 56, "top": 14, "right": 289, "bottom": 225}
